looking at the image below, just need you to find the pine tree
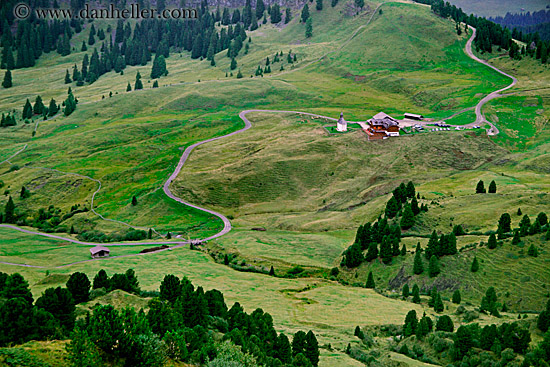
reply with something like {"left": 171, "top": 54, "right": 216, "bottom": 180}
{"left": 22, "top": 98, "right": 33, "bottom": 119}
{"left": 434, "top": 293, "right": 444, "bottom": 312}
{"left": 425, "top": 230, "right": 439, "bottom": 259}
{"left": 403, "top": 310, "right": 418, "bottom": 337}
{"left": 152, "top": 80, "right": 158, "bottom": 88}
{"left": 316, "top": 0, "right": 323, "bottom": 11}
{"left": 305, "top": 18, "right": 313, "bottom": 38}
{"left": 148, "top": 229, "right": 152, "bottom": 239}
{"left": 379, "top": 236, "right": 392, "bottom": 264}
{"left": 488, "top": 180, "right": 497, "bottom": 193}
{"left": 413, "top": 250, "right": 424, "bottom": 275}
{"left": 428, "top": 255, "right": 440, "bottom": 277}
{"left": 365, "top": 271, "right": 375, "bottom": 289}
{"left": 488, "top": 233, "right": 497, "bottom": 249}
{"left": 236, "top": 69, "right": 243, "bottom": 78}
{"left": 230, "top": 57, "right": 237, "bottom": 70}
{"left": 151, "top": 55, "right": 167, "bottom": 79}
{"left": 519, "top": 215, "right": 531, "bottom": 236}
{"left": 528, "top": 244, "right": 539, "bottom": 257}
{"left": 33, "top": 96, "right": 44, "bottom": 115}
{"left": 2, "top": 70, "right": 12, "bottom": 88}
{"left": 269, "top": 266, "right": 275, "bottom": 276}
{"left": 452, "top": 289, "right": 461, "bottom": 304}
{"left": 126, "top": 82, "right": 131, "bottom": 92}
{"left": 131, "top": 196, "right": 138, "bottom": 206}
{"left": 412, "top": 284, "right": 420, "bottom": 303}
{"left": 476, "top": 180, "right": 486, "bottom": 193}
{"left": 402, "top": 284, "right": 409, "bottom": 298}
{"left": 498, "top": 213, "right": 512, "bottom": 234}
{"left": 65, "top": 69, "right": 72, "bottom": 84}
{"left": 400, "top": 204, "right": 415, "bottom": 230}
{"left": 385, "top": 196, "right": 400, "bottom": 218}
{"left": 400, "top": 243, "right": 407, "bottom": 256}
{"left": 4, "top": 196, "right": 16, "bottom": 223}
{"left": 20, "top": 186, "right": 29, "bottom": 198}
{"left": 517, "top": 207, "right": 522, "bottom": 216}
{"left": 304, "top": 331, "right": 319, "bottom": 367}
{"left": 285, "top": 8, "right": 292, "bottom": 23}
{"left": 301, "top": 4, "right": 310, "bottom": 22}
{"left": 471, "top": 256, "right": 479, "bottom": 272}
{"left": 435, "top": 315, "right": 454, "bottom": 332}
{"left": 365, "top": 242, "right": 378, "bottom": 262}
{"left": 134, "top": 72, "right": 143, "bottom": 90}
{"left": 411, "top": 196, "right": 420, "bottom": 215}
{"left": 81, "top": 41, "right": 87, "bottom": 52}
{"left": 48, "top": 98, "right": 58, "bottom": 117}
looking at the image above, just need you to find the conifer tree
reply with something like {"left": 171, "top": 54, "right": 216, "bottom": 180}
{"left": 365, "top": 242, "right": 378, "bottom": 262}
{"left": 519, "top": 215, "right": 531, "bottom": 236}
{"left": 304, "top": 331, "right": 319, "bottom": 367}
{"left": 517, "top": 207, "right": 522, "bottom": 216}
{"left": 301, "top": 4, "right": 310, "bottom": 22}
{"left": 411, "top": 196, "right": 420, "bottom": 215}
{"left": 285, "top": 8, "right": 292, "bottom": 23}
{"left": 488, "top": 233, "right": 497, "bottom": 249}
{"left": 400, "top": 243, "right": 407, "bottom": 256}
{"left": 81, "top": 41, "right": 87, "bottom": 52}
{"left": 412, "top": 284, "right": 420, "bottom": 303}
{"left": 434, "top": 293, "right": 444, "bottom": 312}
{"left": 126, "top": 82, "right": 131, "bottom": 92}
{"left": 131, "top": 196, "right": 138, "bottom": 206}
{"left": 2, "top": 69, "right": 12, "bottom": 88}
{"left": 452, "top": 289, "right": 461, "bottom": 304}
{"left": 48, "top": 98, "right": 58, "bottom": 116}
{"left": 316, "top": 0, "right": 323, "bottom": 11}
{"left": 428, "top": 255, "right": 440, "bottom": 277}
{"left": 488, "top": 180, "right": 497, "bottom": 193}
{"left": 64, "top": 69, "right": 72, "bottom": 84}
{"left": 33, "top": 96, "right": 44, "bottom": 115}
{"left": 400, "top": 204, "right": 415, "bottom": 230}
{"left": 385, "top": 196, "right": 400, "bottom": 218}
{"left": 305, "top": 18, "right": 313, "bottom": 38}
{"left": 471, "top": 256, "right": 479, "bottom": 272}
{"left": 4, "top": 196, "right": 16, "bottom": 223}
{"left": 151, "top": 55, "right": 167, "bottom": 79}
{"left": 403, "top": 310, "right": 418, "bottom": 337}
{"left": 152, "top": 80, "right": 158, "bottom": 88}
{"left": 380, "top": 236, "right": 392, "bottom": 264}
{"left": 435, "top": 315, "right": 454, "bottom": 332}
{"left": 134, "top": 72, "right": 143, "bottom": 90}
{"left": 365, "top": 271, "right": 375, "bottom": 289}
{"left": 528, "top": 244, "right": 539, "bottom": 257}
{"left": 425, "top": 230, "right": 439, "bottom": 259}
{"left": 402, "top": 284, "right": 409, "bottom": 298}
{"left": 476, "top": 180, "right": 486, "bottom": 193}
{"left": 236, "top": 69, "right": 243, "bottom": 78}
{"left": 22, "top": 98, "right": 33, "bottom": 119}
{"left": 512, "top": 229, "right": 521, "bottom": 245}
{"left": 269, "top": 266, "right": 275, "bottom": 276}
{"left": 413, "top": 249, "right": 424, "bottom": 275}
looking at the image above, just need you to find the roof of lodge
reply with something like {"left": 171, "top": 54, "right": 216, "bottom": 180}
{"left": 90, "top": 245, "right": 110, "bottom": 255}
{"left": 368, "top": 112, "right": 399, "bottom": 129}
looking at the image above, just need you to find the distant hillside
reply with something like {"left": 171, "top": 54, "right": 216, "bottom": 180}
{"left": 447, "top": 0, "right": 549, "bottom": 17}
{"left": 490, "top": 10, "right": 550, "bottom": 41}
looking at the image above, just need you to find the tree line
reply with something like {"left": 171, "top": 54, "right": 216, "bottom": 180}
{"left": 0, "top": 270, "right": 321, "bottom": 367}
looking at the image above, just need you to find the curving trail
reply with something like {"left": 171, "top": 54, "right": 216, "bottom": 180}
{"left": 463, "top": 27, "right": 518, "bottom": 135}
{"left": 0, "top": 110, "right": 337, "bottom": 268}
{"left": 0, "top": 143, "right": 27, "bottom": 166}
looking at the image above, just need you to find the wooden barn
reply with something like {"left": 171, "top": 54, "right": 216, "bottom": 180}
{"left": 365, "top": 112, "right": 400, "bottom": 139}
{"left": 90, "top": 245, "right": 110, "bottom": 258}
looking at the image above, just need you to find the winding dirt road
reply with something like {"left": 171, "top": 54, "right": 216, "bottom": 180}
{"left": 464, "top": 27, "right": 518, "bottom": 134}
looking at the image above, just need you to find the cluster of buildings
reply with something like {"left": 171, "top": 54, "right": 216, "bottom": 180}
{"left": 336, "top": 111, "right": 422, "bottom": 140}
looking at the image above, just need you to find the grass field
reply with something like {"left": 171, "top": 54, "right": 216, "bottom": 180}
{"left": 1, "top": 0, "right": 550, "bottom": 364}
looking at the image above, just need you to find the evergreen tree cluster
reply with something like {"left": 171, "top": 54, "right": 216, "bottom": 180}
{"left": 402, "top": 310, "right": 433, "bottom": 339}
{"left": 92, "top": 268, "right": 141, "bottom": 295}
{"left": 0, "top": 112, "right": 16, "bottom": 127}
{"left": 0, "top": 271, "right": 77, "bottom": 345}
{"left": 0, "top": 270, "right": 321, "bottom": 366}
{"left": 425, "top": 230, "right": 458, "bottom": 259}
{"left": 0, "top": 15, "right": 79, "bottom": 70}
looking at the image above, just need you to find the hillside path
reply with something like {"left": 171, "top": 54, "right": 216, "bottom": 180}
{"left": 464, "top": 27, "right": 518, "bottom": 135}
{"left": 0, "top": 110, "right": 336, "bottom": 268}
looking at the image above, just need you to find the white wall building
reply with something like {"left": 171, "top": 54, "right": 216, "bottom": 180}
{"left": 336, "top": 112, "right": 347, "bottom": 132}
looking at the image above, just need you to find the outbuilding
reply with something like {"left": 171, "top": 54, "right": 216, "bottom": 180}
{"left": 90, "top": 245, "right": 110, "bottom": 258}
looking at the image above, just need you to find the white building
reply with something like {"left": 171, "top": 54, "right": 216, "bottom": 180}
{"left": 336, "top": 112, "right": 347, "bottom": 132}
